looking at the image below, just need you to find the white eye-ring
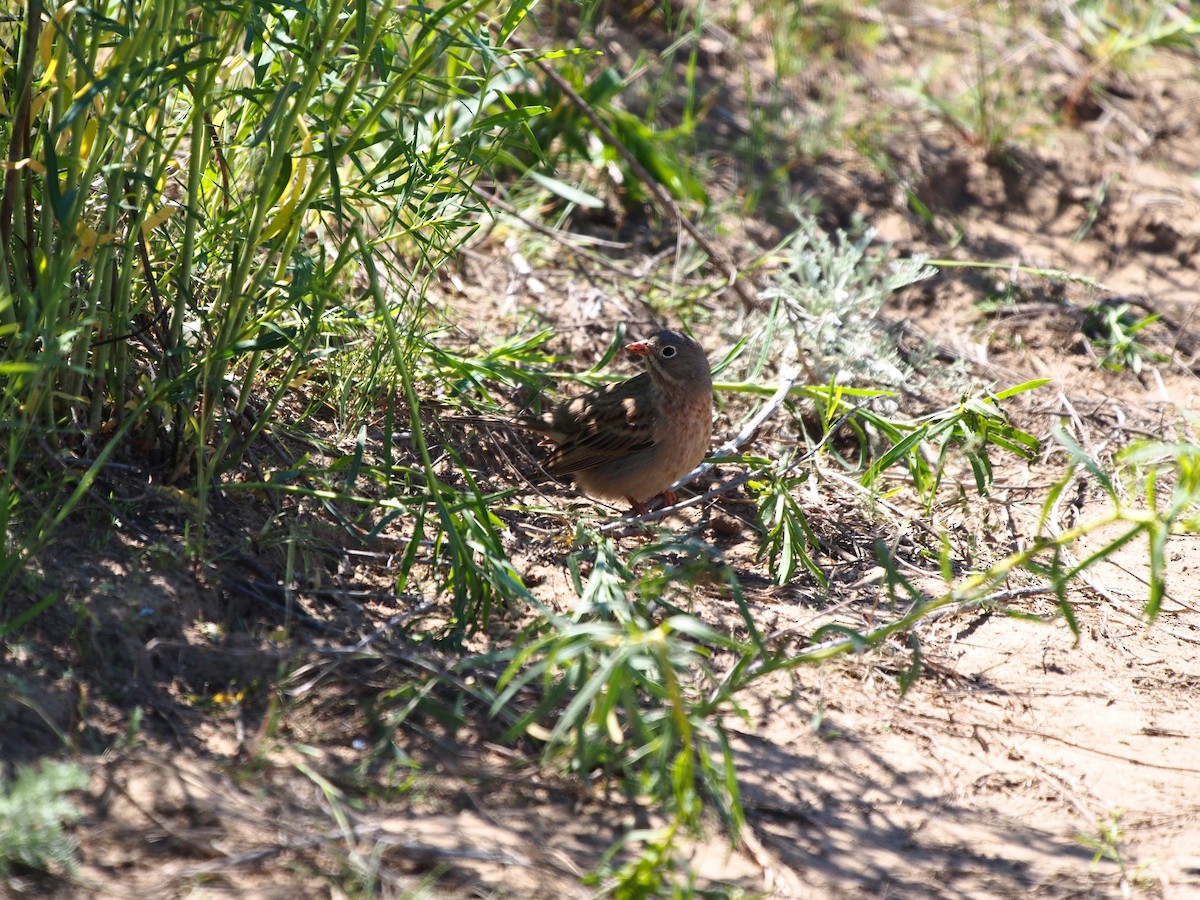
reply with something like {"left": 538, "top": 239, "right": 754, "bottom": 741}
{"left": 661, "top": 345, "right": 677, "bottom": 358}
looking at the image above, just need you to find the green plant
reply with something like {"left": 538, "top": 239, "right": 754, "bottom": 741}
{"left": 1077, "top": 807, "right": 1127, "bottom": 870}
{"left": 502, "top": 58, "right": 710, "bottom": 210}
{"left": 750, "top": 455, "right": 826, "bottom": 586}
{"left": 1081, "top": 302, "right": 1165, "bottom": 374}
{"left": 900, "top": 57, "right": 1041, "bottom": 165}
{"left": 0, "top": 0, "right": 549, "bottom": 594}
{"left": 753, "top": 0, "right": 884, "bottom": 76}
{"left": 585, "top": 820, "right": 698, "bottom": 899}
{"left": 0, "top": 760, "right": 89, "bottom": 877}
{"left": 858, "top": 384, "right": 1045, "bottom": 504}
{"left": 1064, "top": 1, "right": 1200, "bottom": 120}
{"left": 757, "top": 217, "right": 936, "bottom": 388}
{"left": 750, "top": 430, "right": 1199, "bottom": 679}
{"left": 493, "top": 537, "right": 747, "bottom": 831}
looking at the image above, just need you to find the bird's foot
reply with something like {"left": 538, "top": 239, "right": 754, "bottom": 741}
{"left": 625, "top": 490, "right": 678, "bottom": 517}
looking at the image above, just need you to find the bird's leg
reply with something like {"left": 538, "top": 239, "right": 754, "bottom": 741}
{"left": 627, "top": 497, "right": 650, "bottom": 516}
{"left": 626, "top": 490, "right": 678, "bottom": 517}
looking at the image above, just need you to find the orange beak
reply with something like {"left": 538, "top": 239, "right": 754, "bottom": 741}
{"left": 625, "top": 340, "right": 650, "bottom": 356}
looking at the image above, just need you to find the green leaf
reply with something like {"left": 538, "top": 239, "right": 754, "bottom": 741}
{"left": 527, "top": 170, "right": 605, "bottom": 208}
{"left": 1146, "top": 523, "right": 1167, "bottom": 622}
{"left": 863, "top": 428, "right": 924, "bottom": 486}
{"left": 994, "top": 378, "right": 1051, "bottom": 400}
{"left": 1054, "top": 423, "right": 1117, "bottom": 497}
{"left": 472, "top": 105, "right": 551, "bottom": 133}
{"left": 497, "top": 0, "right": 535, "bottom": 42}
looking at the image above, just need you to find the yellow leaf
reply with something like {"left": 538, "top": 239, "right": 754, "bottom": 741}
{"left": 259, "top": 121, "right": 313, "bottom": 243}
{"left": 0, "top": 158, "right": 46, "bottom": 175}
{"left": 38, "top": 2, "right": 78, "bottom": 73}
{"left": 605, "top": 708, "right": 624, "bottom": 744}
{"left": 30, "top": 90, "right": 49, "bottom": 119}
{"left": 41, "top": 55, "right": 59, "bottom": 87}
{"left": 141, "top": 204, "right": 176, "bottom": 234}
{"left": 71, "top": 222, "right": 116, "bottom": 264}
{"left": 79, "top": 117, "right": 97, "bottom": 159}
{"left": 151, "top": 485, "right": 199, "bottom": 510}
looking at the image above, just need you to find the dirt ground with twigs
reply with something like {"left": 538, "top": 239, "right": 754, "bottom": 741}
{"left": 4, "top": 3, "right": 1200, "bottom": 898}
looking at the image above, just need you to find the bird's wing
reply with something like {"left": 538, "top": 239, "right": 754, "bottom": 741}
{"left": 543, "top": 376, "right": 658, "bottom": 475}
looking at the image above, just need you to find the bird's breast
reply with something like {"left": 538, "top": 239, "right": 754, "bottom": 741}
{"left": 655, "top": 390, "right": 713, "bottom": 474}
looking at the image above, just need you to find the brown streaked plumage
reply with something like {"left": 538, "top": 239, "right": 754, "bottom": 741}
{"left": 521, "top": 330, "right": 713, "bottom": 513}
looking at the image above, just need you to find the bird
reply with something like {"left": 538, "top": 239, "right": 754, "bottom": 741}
{"left": 520, "top": 329, "right": 713, "bottom": 514}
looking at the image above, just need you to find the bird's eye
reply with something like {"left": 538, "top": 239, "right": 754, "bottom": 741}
{"left": 661, "top": 345, "right": 677, "bottom": 358}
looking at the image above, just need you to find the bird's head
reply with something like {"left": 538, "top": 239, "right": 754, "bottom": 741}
{"left": 625, "top": 330, "right": 711, "bottom": 394}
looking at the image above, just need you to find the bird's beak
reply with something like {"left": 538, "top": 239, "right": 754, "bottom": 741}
{"left": 625, "top": 340, "right": 650, "bottom": 356}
